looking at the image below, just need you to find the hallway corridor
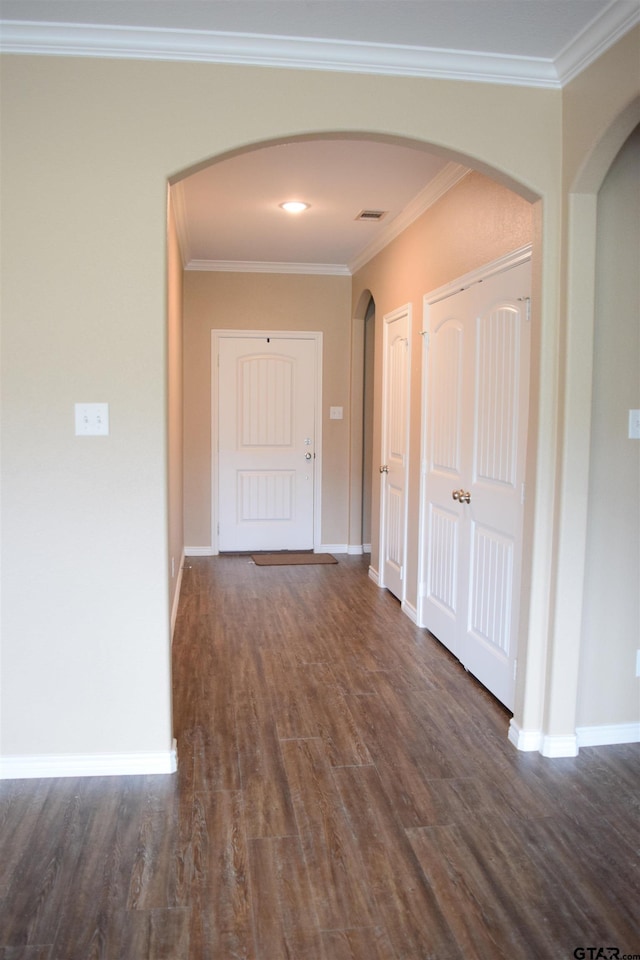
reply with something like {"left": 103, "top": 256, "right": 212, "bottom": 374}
{"left": 1, "top": 554, "right": 638, "bottom": 958}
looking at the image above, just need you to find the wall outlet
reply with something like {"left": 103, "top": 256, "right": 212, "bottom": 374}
{"left": 329, "top": 406, "right": 343, "bottom": 420}
{"left": 628, "top": 409, "right": 640, "bottom": 440}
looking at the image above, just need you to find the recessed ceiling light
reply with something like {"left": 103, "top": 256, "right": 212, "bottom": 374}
{"left": 280, "top": 201, "right": 310, "bottom": 214}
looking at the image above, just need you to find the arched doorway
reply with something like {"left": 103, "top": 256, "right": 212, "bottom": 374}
{"left": 168, "top": 131, "right": 542, "bottom": 750}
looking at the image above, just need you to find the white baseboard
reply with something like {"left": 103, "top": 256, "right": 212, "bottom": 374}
{"left": 508, "top": 720, "right": 542, "bottom": 752}
{"left": 318, "top": 543, "right": 348, "bottom": 553}
{"left": 347, "top": 544, "right": 363, "bottom": 555}
{"left": 541, "top": 734, "right": 579, "bottom": 758}
{"left": 576, "top": 721, "right": 640, "bottom": 748}
{"left": 184, "top": 546, "right": 215, "bottom": 556}
{"left": 170, "top": 550, "right": 185, "bottom": 641}
{"left": 368, "top": 565, "right": 380, "bottom": 585}
{"left": 402, "top": 598, "right": 418, "bottom": 624}
{"left": 0, "top": 740, "right": 178, "bottom": 779}
{"left": 363, "top": 543, "right": 372, "bottom": 554}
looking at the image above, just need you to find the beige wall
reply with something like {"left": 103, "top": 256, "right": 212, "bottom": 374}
{"left": 167, "top": 192, "right": 184, "bottom": 630}
{"left": 183, "top": 271, "right": 352, "bottom": 549}
{"left": 578, "top": 125, "right": 640, "bottom": 728}
{"left": 353, "top": 172, "right": 533, "bottom": 612}
{"left": 0, "top": 34, "right": 637, "bottom": 766}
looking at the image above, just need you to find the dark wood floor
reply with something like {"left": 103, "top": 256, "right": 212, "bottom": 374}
{"left": 1, "top": 554, "right": 639, "bottom": 960}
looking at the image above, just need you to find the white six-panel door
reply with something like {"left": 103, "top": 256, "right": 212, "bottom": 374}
{"left": 380, "top": 305, "right": 411, "bottom": 600}
{"left": 420, "top": 256, "right": 531, "bottom": 710}
{"left": 216, "top": 335, "right": 318, "bottom": 552}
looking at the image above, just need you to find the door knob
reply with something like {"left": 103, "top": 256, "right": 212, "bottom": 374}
{"left": 380, "top": 465, "right": 389, "bottom": 473}
{"left": 452, "top": 488, "right": 471, "bottom": 503}
{"left": 305, "top": 451, "right": 312, "bottom": 460}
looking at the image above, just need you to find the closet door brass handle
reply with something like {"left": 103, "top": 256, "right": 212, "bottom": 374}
{"left": 452, "top": 489, "right": 471, "bottom": 503}
{"left": 380, "top": 465, "right": 389, "bottom": 473}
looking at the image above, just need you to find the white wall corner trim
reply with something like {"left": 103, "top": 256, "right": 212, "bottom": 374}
{"left": 541, "top": 734, "right": 579, "bottom": 759}
{"left": 576, "top": 722, "right": 640, "bottom": 748}
{"left": 0, "top": 740, "right": 178, "bottom": 780}
{"left": 184, "top": 546, "right": 216, "bottom": 556}
{"left": 508, "top": 720, "right": 542, "bottom": 752}
{"left": 368, "top": 565, "right": 380, "bottom": 586}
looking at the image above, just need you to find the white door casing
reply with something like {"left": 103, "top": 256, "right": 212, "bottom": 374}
{"left": 212, "top": 332, "right": 322, "bottom": 553}
{"left": 379, "top": 305, "right": 411, "bottom": 600}
{"left": 419, "top": 250, "right": 531, "bottom": 710}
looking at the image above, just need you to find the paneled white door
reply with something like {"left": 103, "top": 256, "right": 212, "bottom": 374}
{"left": 217, "top": 335, "right": 317, "bottom": 552}
{"left": 421, "top": 258, "right": 531, "bottom": 709}
{"left": 380, "top": 305, "right": 411, "bottom": 600}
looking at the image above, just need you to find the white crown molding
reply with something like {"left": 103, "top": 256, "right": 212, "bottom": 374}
{"left": 349, "top": 163, "right": 470, "bottom": 274}
{"left": 2, "top": 6, "right": 636, "bottom": 86}
{"left": 0, "top": 21, "right": 555, "bottom": 86}
{"left": 0, "top": 19, "right": 573, "bottom": 88}
{"left": 555, "top": 0, "right": 640, "bottom": 86}
{"left": 186, "top": 259, "right": 351, "bottom": 276}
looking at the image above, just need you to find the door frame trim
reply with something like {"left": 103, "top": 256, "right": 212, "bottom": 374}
{"left": 417, "top": 244, "right": 532, "bottom": 626}
{"left": 210, "top": 329, "right": 323, "bottom": 555}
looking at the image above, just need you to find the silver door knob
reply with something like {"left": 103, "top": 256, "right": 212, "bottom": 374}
{"left": 380, "top": 465, "right": 389, "bottom": 473}
{"left": 305, "top": 452, "right": 312, "bottom": 460}
{"left": 452, "top": 488, "right": 471, "bottom": 503}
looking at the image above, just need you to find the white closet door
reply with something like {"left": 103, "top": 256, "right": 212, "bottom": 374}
{"left": 422, "top": 259, "right": 531, "bottom": 709}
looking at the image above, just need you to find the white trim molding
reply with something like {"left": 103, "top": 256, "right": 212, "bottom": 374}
{"left": 508, "top": 720, "right": 542, "bottom": 753}
{"left": 0, "top": 740, "right": 178, "bottom": 780}
{"left": 576, "top": 722, "right": 640, "bottom": 748}
{"left": 184, "top": 546, "right": 215, "bottom": 556}
{"left": 368, "top": 565, "right": 380, "bottom": 586}
{"left": 541, "top": 735, "right": 579, "bottom": 759}
{"left": 2, "top": 6, "right": 639, "bottom": 88}
{"left": 186, "top": 259, "right": 351, "bottom": 276}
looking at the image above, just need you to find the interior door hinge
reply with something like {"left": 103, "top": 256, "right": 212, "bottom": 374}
{"left": 518, "top": 296, "right": 531, "bottom": 323}
{"left": 420, "top": 330, "right": 430, "bottom": 349}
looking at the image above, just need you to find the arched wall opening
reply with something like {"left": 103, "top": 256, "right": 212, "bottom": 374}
{"left": 169, "top": 129, "right": 542, "bottom": 753}
{"left": 538, "top": 96, "right": 640, "bottom": 755}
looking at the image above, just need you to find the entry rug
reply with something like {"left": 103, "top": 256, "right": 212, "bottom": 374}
{"left": 251, "top": 552, "right": 338, "bottom": 566}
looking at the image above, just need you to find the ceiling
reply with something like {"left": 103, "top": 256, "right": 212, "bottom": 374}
{"left": 2, "top": 1, "right": 638, "bottom": 272}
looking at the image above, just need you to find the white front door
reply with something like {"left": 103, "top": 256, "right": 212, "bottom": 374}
{"left": 217, "top": 335, "right": 318, "bottom": 552}
{"left": 379, "top": 305, "right": 411, "bottom": 600}
{"left": 420, "top": 257, "right": 531, "bottom": 710}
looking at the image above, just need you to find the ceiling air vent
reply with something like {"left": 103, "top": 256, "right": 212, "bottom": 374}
{"left": 355, "top": 209, "right": 387, "bottom": 222}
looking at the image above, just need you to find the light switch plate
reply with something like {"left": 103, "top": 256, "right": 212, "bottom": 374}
{"left": 628, "top": 410, "right": 640, "bottom": 440}
{"left": 329, "top": 406, "right": 344, "bottom": 420}
{"left": 75, "top": 402, "right": 109, "bottom": 436}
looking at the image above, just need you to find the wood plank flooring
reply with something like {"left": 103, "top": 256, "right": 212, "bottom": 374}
{"left": 1, "top": 554, "right": 639, "bottom": 959}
